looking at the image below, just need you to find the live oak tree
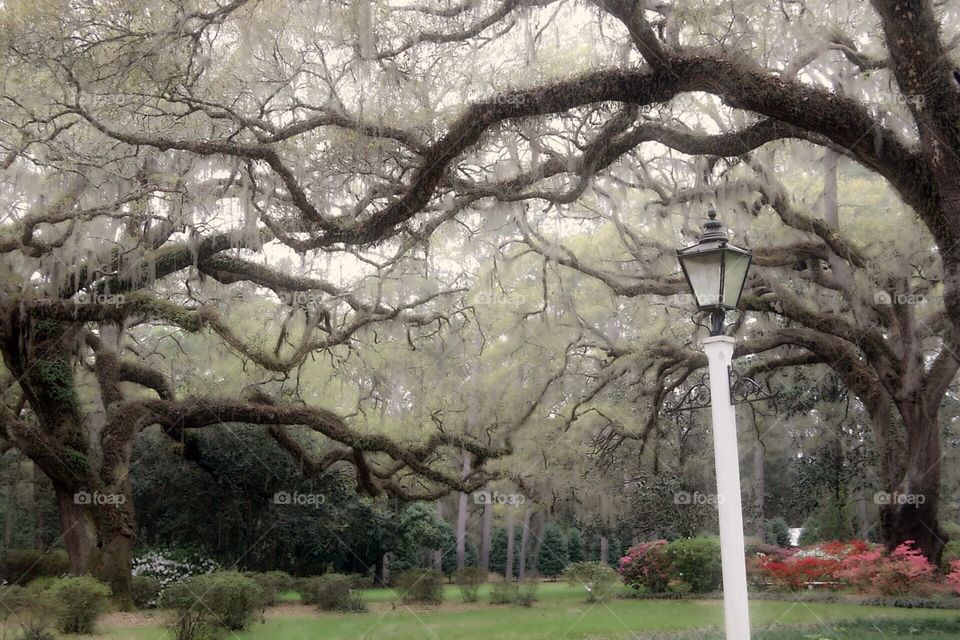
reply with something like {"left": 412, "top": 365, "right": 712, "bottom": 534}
{"left": 1, "top": 0, "right": 959, "bottom": 597}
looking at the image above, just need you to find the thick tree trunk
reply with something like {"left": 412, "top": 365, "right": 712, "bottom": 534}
{"left": 881, "top": 402, "right": 947, "bottom": 563}
{"left": 53, "top": 484, "right": 99, "bottom": 575}
{"left": 599, "top": 535, "right": 609, "bottom": 565}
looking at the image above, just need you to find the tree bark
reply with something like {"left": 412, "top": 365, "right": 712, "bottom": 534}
{"left": 518, "top": 506, "right": 531, "bottom": 581}
{"left": 600, "top": 534, "right": 609, "bottom": 565}
{"left": 880, "top": 402, "right": 947, "bottom": 562}
{"left": 505, "top": 506, "right": 516, "bottom": 581}
{"left": 479, "top": 495, "right": 492, "bottom": 571}
{"left": 753, "top": 438, "right": 765, "bottom": 542}
{"left": 455, "top": 453, "right": 471, "bottom": 571}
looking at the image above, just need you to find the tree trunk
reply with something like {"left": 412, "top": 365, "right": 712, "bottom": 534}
{"left": 479, "top": 496, "right": 492, "bottom": 571}
{"left": 753, "top": 438, "right": 765, "bottom": 542}
{"left": 881, "top": 402, "right": 947, "bottom": 563}
{"left": 505, "top": 506, "right": 516, "bottom": 581}
{"left": 375, "top": 553, "right": 386, "bottom": 586}
{"left": 53, "top": 484, "right": 99, "bottom": 576}
{"left": 518, "top": 506, "right": 531, "bottom": 581}
{"left": 455, "top": 453, "right": 471, "bottom": 571}
{"left": 600, "top": 535, "right": 609, "bottom": 565}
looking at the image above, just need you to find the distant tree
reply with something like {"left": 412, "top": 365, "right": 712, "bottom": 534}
{"left": 537, "top": 524, "right": 569, "bottom": 579}
{"left": 567, "top": 528, "right": 585, "bottom": 563}
{"left": 490, "top": 527, "right": 520, "bottom": 578}
{"left": 764, "top": 517, "right": 791, "bottom": 548}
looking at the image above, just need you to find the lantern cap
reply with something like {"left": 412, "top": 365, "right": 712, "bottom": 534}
{"left": 698, "top": 205, "right": 728, "bottom": 244}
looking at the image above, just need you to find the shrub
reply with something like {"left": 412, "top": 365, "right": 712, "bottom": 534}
{"left": 132, "top": 547, "right": 219, "bottom": 592}
{"left": 949, "top": 560, "right": 960, "bottom": 595}
{"left": 48, "top": 576, "right": 112, "bottom": 634}
{"left": 160, "top": 578, "right": 223, "bottom": 640}
{"left": 395, "top": 569, "right": 444, "bottom": 604}
{"left": 1, "top": 549, "right": 70, "bottom": 584}
{"left": 516, "top": 581, "right": 537, "bottom": 607}
{"left": 764, "top": 518, "right": 790, "bottom": 548}
{"left": 563, "top": 561, "right": 619, "bottom": 602}
{"left": 618, "top": 540, "right": 672, "bottom": 593}
{"left": 665, "top": 537, "right": 722, "bottom": 593}
{"left": 245, "top": 570, "right": 293, "bottom": 606}
{"left": 297, "top": 574, "right": 356, "bottom": 611}
{"left": 761, "top": 556, "right": 841, "bottom": 591}
{"left": 453, "top": 567, "right": 486, "bottom": 602}
{"left": 838, "top": 540, "right": 940, "bottom": 596}
{"left": 489, "top": 579, "right": 519, "bottom": 604}
{"left": 1, "top": 583, "right": 57, "bottom": 640}
{"left": 131, "top": 575, "right": 162, "bottom": 609}
{"left": 195, "top": 572, "right": 263, "bottom": 630}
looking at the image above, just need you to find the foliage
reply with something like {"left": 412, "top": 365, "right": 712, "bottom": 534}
{"left": 665, "top": 537, "right": 723, "bottom": 593}
{"left": 453, "top": 567, "right": 487, "bottom": 602}
{"left": 948, "top": 561, "right": 960, "bottom": 595}
{"left": 0, "top": 583, "right": 57, "bottom": 640}
{"left": 159, "top": 579, "right": 224, "bottom": 640}
{"left": 537, "top": 523, "right": 569, "bottom": 578}
{"left": 618, "top": 540, "right": 672, "bottom": 593}
{"left": 562, "top": 561, "right": 619, "bottom": 602}
{"left": 1, "top": 549, "right": 69, "bottom": 584}
{"left": 764, "top": 517, "right": 791, "bottom": 548}
{"left": 131, "top": 575, "right": 162, "bottom": 609}
{"left": 566, "top": 528, "right": 585, "bottom": 563}
{"left": 489, "top": 579, "right": 519, "bottom": 605}
{"left": 838, "top": 540, "right": 941, "bottom": 596}
{"left": 297, "top": 574, "right": 365, "bottom": 612}
{"left": 490, "top": 526, "right": 520, "bottom": 578}
{"left": 245, "top": 570, "right": 294, "bottom": 606}
{"left": 47, "top": 576, "right": 112, "bottom": 634}
{"left": 394, "top": 569, "right": 444, "bottom": 605}
{"left": 192, "top": 572, "right": 263, "bottom": 630}
{"left": 132, "top": 547, "right": 219, "bottom": 592}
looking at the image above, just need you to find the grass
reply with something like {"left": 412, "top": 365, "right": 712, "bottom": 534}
{"left": 79, "top": 583, "right": 960, "bottom": 640}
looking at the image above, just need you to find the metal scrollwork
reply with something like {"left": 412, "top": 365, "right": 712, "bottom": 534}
{"left": 663, "top": 368, "right": 778, "bottom": 414}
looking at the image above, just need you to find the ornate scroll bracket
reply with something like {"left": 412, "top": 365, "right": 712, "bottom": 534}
{"left": 663, "top": 367, "right": 778, "bottom": 414}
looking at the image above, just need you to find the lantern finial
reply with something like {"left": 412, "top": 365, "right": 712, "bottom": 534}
{"left": 700, "top": 205, "right": 727, "bottom": 244}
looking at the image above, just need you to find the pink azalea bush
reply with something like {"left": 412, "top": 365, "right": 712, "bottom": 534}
{"left": 837, "top": 540, "right": 940, "bottom": 595}
{"left": 947, "top": 560, "right": 960, "bottom": 595}
{"left": 618, "top": 540, "right": 672, "bottom": 593}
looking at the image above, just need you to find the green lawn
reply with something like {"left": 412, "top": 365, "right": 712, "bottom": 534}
{"left": 87, "top": 584, "right": 960, "bottom": 640}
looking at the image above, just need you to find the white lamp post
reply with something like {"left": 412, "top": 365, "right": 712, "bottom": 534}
{"left": 676, "top": 207, "right": 752, "bottom": 640}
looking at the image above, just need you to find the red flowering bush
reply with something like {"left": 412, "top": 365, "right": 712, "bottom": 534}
{"left": 947, "top": 560, "right": 960, "bottom": 595}
{"left": 761, "top": 557, "right": 841, "bottom": 591}
{"left": 749, "top": 541, "right": 871, "bottom": 591}
{"left": 838, "top": 540, "right": 940, "bottom": 595}
{"left": 618, "top": 541, "right": 672, "bottom": 593}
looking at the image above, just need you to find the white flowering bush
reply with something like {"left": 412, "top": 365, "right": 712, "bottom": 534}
{"left": 132, "top": 548, "right": 220, "bottom": 596}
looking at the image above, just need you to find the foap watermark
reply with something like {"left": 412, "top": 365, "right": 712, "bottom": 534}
{"left": 476, "top": 93, "right": 528, "bottom": 107}
{"left": 878, "top": 93, "right": 926, "bottom": 110}
{"left": 278, "top": 290, "right": 324, "bottom": 306}
{"left": 74, "top": 291, "right": 125, "bottom": 305}
{"left": 74, "top": 490, "right": 126, "bottom": 506}
{"left": 674, "top": 491, "right": 725, "bottom": 506}
{"left": 874, "top": 491, "right": 926, "bottom": 506}
{"left": 273, "top": 491, "right": 326, "bottom": 507}
{"left": 473, "top": 491, "right": 525, "bottom": 507}
{"left": 874, "top": 291, "right": 926, "bottom": 305}
{"left": 475, "top": 291, "right": 527, "bottom": 307}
